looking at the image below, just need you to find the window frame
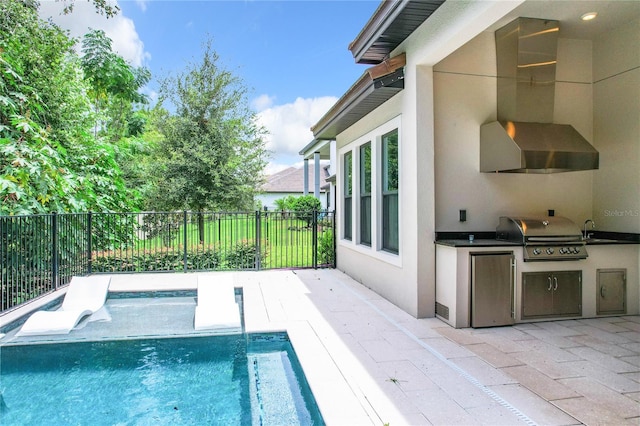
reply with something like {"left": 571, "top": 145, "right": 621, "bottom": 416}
{"left": 359, "top": 142, "right": 372, "bottom": 246}
{"left": 343, "top": 150, "right": 353, "bottom": 241}
{"left": 381, "top": 129, "right": 399, "bottom": 254}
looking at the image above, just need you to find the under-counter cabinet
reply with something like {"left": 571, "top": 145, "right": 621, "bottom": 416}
{"left": 522, "top": 271, "right": 582, "bottom": 319}
{"left": 597, "top": 269, "right": 626, "bottom": 315}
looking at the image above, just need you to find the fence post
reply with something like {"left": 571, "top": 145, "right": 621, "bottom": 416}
{"left": 332, "top": 210, "right": 336, "bottom": 268}
{"left": 312, "top": 210, "right": 318, "bottom": 269}
{"left": 255, "top": 210, "right": 261, "bottom": 270}
{"left": 87, "top": 211, "right": 92, "bottom": 275}
{"left": 51, "top": 212, "right": 59, "bottom": 290}
{"left": 183, "top": 210, "right": 188, "bottom": 273}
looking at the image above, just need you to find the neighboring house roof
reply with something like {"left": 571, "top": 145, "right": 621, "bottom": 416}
{"left": 261, "top": 165, "right": 329, "bottom": 193}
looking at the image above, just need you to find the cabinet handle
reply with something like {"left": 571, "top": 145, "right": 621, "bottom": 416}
{"left": 547, "top": 276, "right": 552, "bottom": 291}
{"left": 600, "top": 285, "right": 606, "bottom": 298}
{"left": 553, "top": 276, "right": 558, "bottom": 291}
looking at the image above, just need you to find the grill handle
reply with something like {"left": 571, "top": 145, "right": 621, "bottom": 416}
{"left": 527, "top": 236, "right": 583, "bottom": 243}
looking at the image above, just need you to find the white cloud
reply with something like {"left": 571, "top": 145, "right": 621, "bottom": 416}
{"left": 255, "top": 96, "right": 337, "bottom": 162}
{"left": 135, "top": 0, "right": 148, "bottom": 12}
{"left": 251, "top": 94, "right": 275, "bottom": 112}
{"left": 38, "top": 0, "right": 149, "bottom": 67}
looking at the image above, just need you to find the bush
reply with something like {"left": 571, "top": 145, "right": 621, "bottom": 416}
{"left": 92, "top": 248, "right": 222, "bottom": 272}
{"left": 291, "top": 195, "right": 322, "bottom": 227}
{"left": 91, "top": 241, "right": 270, "bottom": 272}
{"left": 317, "top": 229, "right": 334, "bottom": 266}
{"left": 274, "top": 195, "right": 296, "bottom": 211}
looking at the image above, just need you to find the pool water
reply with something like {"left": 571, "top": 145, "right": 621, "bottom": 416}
{"left": 0, "top": 333, "right": 324, "bottom": 425}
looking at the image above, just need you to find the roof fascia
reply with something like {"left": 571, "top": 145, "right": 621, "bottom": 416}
{"left": 299, "top": 139, "right": 331, "bottom": 158}
{"left": 311, "top": 53, "right": 406, "bottom": 140}
{"left": 348, "top": 0, "right": 408, "bottom": 64}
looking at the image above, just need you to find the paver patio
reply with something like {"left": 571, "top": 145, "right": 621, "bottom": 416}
{"left": 2, "top": 268, "right": 639, "bottom": 425}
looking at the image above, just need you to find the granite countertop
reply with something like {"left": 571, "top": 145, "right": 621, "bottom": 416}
{"left": 584, "top": 238, "right": 639, "bottom": 245}
{"left": 435, "top": 231, "right": 639, "bottom": 248}
{"left": 435, "top": 239, "right": 521, "bottom": 248}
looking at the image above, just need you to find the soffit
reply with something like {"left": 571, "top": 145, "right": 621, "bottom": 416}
{"left": 311, "top": 54, "right": 406, "bottom": 141}
{"left": 349, "top": 0, "right": 446, "bottom": 64}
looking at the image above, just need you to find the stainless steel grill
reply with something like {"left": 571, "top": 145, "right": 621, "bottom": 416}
{"left": 496, "top": 216, "right": 588, "bottom": 261}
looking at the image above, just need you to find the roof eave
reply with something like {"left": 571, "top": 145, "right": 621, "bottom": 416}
{"left": 348, "top": 0, "right": 407, "bottom": 64}
{"left": 311, "top": 53, "right": 406, "bottom": 141}
{"left": 349, "top": 0, "right": 446, "bottom": 64}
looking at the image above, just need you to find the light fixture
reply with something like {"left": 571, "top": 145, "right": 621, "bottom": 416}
{"left": 581, "top": 12, "right": 598, "bottom": 21}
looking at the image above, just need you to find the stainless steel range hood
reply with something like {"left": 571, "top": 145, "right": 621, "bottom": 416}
{"left": 480, "top": 18, "right": 599, "bottom": 173}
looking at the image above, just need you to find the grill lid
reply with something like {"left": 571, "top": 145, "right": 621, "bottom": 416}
{"left": 496, "top": 216, "right": 582, "bottom": 243}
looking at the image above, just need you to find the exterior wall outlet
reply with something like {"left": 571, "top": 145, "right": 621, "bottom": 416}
{"left": 460, "top": 209, "right": 467, "bottom": 222}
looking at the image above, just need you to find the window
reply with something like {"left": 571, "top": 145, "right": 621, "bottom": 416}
{"left": 343, "top": 151, "right": 352, "bottom": 240}
{"left": 340, "top": 117, "right": 400, "bottom": 259}
{"left": 360, "top": 143, "right": 371, "bottom": 246}
{"left": 382, "top": 129, "right": 399, "bottom": 253}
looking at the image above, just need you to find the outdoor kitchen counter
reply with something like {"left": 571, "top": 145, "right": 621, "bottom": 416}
{"left": 435, "top": 235, "right": 639, "bottom": 329}
{"left": 435, "top": 239, "right": 520, "bottom": 247}
{"left": 436, "top": 235, "right": 639, "bottom": 247}
{"left": 584, "top": 238, "right": 639, "bottom": 245}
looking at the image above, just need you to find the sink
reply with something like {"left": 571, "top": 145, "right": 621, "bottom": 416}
{"left": 583, "top": 238, "right": 619, "bottom": 244}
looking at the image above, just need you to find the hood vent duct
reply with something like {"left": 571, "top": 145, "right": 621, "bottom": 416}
{"left": 480, "top": 18, "right": 599, "bottom": 173}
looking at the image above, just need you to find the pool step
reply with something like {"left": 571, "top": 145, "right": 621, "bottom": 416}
{"left": 248, "top": 352, "right": 313, "bottom": 425}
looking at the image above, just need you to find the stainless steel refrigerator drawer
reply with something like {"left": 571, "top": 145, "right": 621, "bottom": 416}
{"left": 470, "top": 252, "right": 515, "bottom": 327}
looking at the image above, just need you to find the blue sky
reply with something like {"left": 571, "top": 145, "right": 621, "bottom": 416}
{"left": 39, "top": 0, "right": 381, "bottom": 173}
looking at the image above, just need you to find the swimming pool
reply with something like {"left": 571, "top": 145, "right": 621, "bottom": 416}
{"left": 0, "top": 333, "right": 324, "bottom": 425}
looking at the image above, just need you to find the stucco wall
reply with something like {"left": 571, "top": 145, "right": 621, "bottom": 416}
{"left": 592, "top": 17, "right": 640, "bottom": 234}
{"left": 335, "top": 94, "right": 431, "bottom": 317}
{"left": 432, "top": 32, "right": 595, "bottom": 232}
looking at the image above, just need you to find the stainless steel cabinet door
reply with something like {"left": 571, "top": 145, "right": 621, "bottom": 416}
{"left": 522, "top": 271, "right": 581, "bottom": 319}
{"left": 552, "top": 271, "right": 581, "bottom": 316}
{"left": 597, "top": 269, "right": 626, "bottom": 315}
{"left": 522, "top": 272, "right": 554, "bottom": 318}
{"left": 471, "top": 252, "right": 515, "bottom": 327}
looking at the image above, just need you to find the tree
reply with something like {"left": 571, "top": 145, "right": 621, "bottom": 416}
{"left": 59, "top": 0, "right": 119, "bottom": 18}
{"left": 0, "top": 0, "right": 138, "bottom": 214}
{"left": 274, "top": 195, "right": 296, "bottom": 212}
{"left": 151, "top": 39, "right": 268, "bottom": 242}
{"left": 0, "top": 53, "right": 78, "bottom": 214}
{"left": 81, "top": 29, "right": 150, "bottom": 140}
{"left": 291, "top": 195, "right": 322, "bottom": 227}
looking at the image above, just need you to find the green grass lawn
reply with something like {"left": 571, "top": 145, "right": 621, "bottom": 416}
{"left": 92, "top": 213, "right": 333, "bottom": 271}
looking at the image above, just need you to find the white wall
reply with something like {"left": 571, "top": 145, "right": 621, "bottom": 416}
{"left": 336, "top": 96, "right": 425, "bottom": 315}
{"left": 433, "top": 32, "right": 595, "bottom": 232}
{"left": 592, "top": 17, "right": 640, "bottom": 234}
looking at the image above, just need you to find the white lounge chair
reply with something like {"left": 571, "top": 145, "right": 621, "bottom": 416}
{"left": 194, "top": 275, "right": 241, "bottom": 332}
{"left": 16, "top": 275, "right": 111, "bottom": 337}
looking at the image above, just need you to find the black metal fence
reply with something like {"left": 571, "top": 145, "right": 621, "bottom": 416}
{"left": 1, "top": 210, "right": 335, "bottom": 312}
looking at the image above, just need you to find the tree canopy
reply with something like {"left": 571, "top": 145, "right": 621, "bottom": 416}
{"left": 150, "top": 39, "right": 268, "bottom": 213}
{"left": 0, "top": 0, "right": 138, "bottom": 214}
{"left": 1, "top": 1, "right": 269, "bottom": 217}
